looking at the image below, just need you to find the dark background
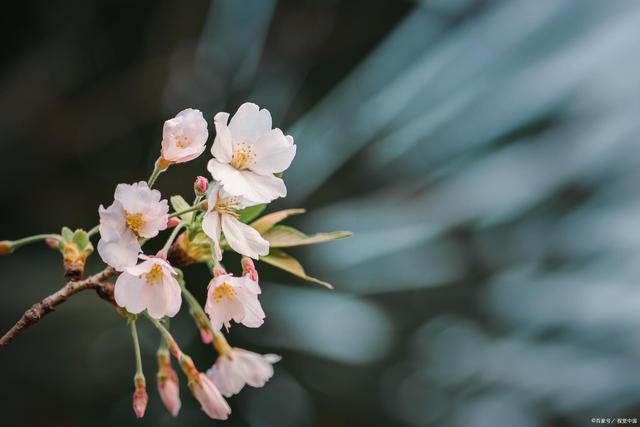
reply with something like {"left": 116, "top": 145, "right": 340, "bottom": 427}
{"left": 3, "top": 1, "right": 640, "bottom": 426}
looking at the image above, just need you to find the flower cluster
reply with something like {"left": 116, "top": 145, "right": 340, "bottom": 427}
{"left": 0, "top": 102, "right": 350, "bottom": 421}
{"left": 93, "top": 103, "right": 347, "bottom": 420}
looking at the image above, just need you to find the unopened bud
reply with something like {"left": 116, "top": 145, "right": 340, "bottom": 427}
{"left": 241, "top": 257, "right": 259, "bottom": 282}
{"left": 132, "top": 375, "right": 148, "bottom": 418}
{"left": 194, "top": 176, "right": 209, "bottom": 197}
{"left": 45, "top": 238, "right": 59, "bottom": 250}
{"left": 166, "top": 217, "right": 181, "bottom": 229}
{"left": 200, "top": 328, "right": 213, "bottom": 344}
{"left": 157, "top": 351, "right": 181, "bottom": 417}
{"left": 0, "top": 241, "right": 13, "bottom": 256}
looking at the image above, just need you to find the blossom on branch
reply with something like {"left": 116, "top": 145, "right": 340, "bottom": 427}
{"left": 208, "top": 102, "right": 296, "bottom": 203}
{"left": 114, "top": 255, "right": 182, "bottom": 319}
{"left": 161, "top": 109, "right": 209, "bottom": 164}
{"left": 204, "top": 273, "right": 265, "bottom": 331}
{"left": 207, "top": 348, "right": 280, "bottom": 397}
{"left": 97, "top": 182, "right": 169, "bottom": 270}
{"left": 201, "top": 184, "right": 269, "bottom": 260}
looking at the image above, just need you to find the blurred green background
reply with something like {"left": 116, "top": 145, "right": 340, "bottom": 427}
{"left": 3, "top": 0, "right": 640, "bottom": 426}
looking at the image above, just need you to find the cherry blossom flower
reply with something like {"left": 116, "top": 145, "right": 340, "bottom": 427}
{"left": 207, "top": 348, "right": 280, "bottom": 397}
{"left": 201, "top": 184, "right": 269, "bottom": 261}
{"left": 160, "top": 109, "right": 209, "bottom": 164}
{"left": 114, "top": 255, "right": 182, "bottom": 319}
{"left": 207, "top": 102, "right": 296, "bottom": 203}
{"left": 97, "top": 182, "right": 169, "bottom": 270}
{"left": 204, "top": 273, "right": 265, "bottom": 331}
{"left": 190, "top": 373, "right": 231, "bottom": 420}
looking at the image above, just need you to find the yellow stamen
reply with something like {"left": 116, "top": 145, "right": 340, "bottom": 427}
{"left": 231, "top": 141, "right": 256, "bottom": 169}
{"left": 211, "top": 283, "right": 235, "bottom": 303}
{"left": 176, "top": 134, "right": 191, "bottom": 148}
{"left": 143, "top": 264, "right": 163, "bottom": 286}
{"left": 125, "top": 211, "right": 145, "bottom": 235}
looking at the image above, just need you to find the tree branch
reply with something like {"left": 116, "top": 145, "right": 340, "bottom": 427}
{"left": 0, "top": 267, "right": 118, "bottom": 349}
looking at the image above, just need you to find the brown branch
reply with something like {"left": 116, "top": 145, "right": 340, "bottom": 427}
{"left": 0, "top": 267, "right": 118, "bottom": 349}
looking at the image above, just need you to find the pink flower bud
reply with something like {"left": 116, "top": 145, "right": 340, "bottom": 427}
{"left": 200, "top": 328, "right": 213, "bottom": 344}
{"left": 241, "top": 256, "right": 259, "bottom": 282}
{"left": 194, "top": 176, "right": 209, "bottom": 197}
{"left": 213, "top": 267, "right": 227, "bottom": 277}
{"left": 132, "top": 376, "right": 148, "bottom": 418}
{"left": 166, "top": 217, "right": 181, "bottom": 229}
{"left": 157, "top": 352, "right": 181, "bottom": 417}
{"left": 45, "top": 238, "right": 59, "bottom": 250}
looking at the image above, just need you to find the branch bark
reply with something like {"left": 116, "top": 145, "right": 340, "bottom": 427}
{"left": 0, "top": 267, "right": 118, "bottom": 349}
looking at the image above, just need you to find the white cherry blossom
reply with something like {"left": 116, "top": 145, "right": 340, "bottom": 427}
{"left": 201, "top": 184, "right": 269, "bottom": 261}
{"left": 97, "top": 182, "right": 169, "bottom": 270}
{"left": 161, "top": 109, "right": 209, "bottom": 164}
{"left": 207, "top": 348, "right": 280, "bottom": 397}
{"left": 207, "top": 102, "right": 296, "bottom": 203}
{"left": 114, "top": 255, "right": 182, "bottom": 319}
{"left": 204, "top": 274, "right": 264, "bottom": 331}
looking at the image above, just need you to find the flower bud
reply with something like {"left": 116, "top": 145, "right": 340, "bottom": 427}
{"left": 132, "top": 375, "right": 148, "bottom": 418}
{"left": 157, "top": 351, "right": 181, "bottom": 417}
{"left": 241, "top": 256, "right": 259, "bottom": 282}
{"left": 189, "top": 373, "right": 231, "bottom": 420}
{"left": 0, "top": 240, "right": 13, "bottom": 256}
{"left": 200, "top": 328, "right": 213, "bottom": 344}
{"left": 45, "top": 238, "right": 59, "bottom": 250}
{"left": 194, "top": 176, "right": 209, "bottom": 197}
{"left": 166, "top": 217, "right": 181, "bottom": 229}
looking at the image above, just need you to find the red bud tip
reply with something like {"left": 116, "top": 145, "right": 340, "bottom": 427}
{"left": 200, "top": 328, "right": 213, "bottom": 344}
{"left": 241, "top": 257, "right": 259, "bottom": 282}
{"left": 194, "top": 176, "right": 209, "bottom": 197}
{"left": 132, "top": 377, "right": 148, "bottom": 418}
{"left": 166, "top": 217, "right": 181, "bottom": 229}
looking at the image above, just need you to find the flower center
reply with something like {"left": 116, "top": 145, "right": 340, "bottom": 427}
{"left": 174, "top": 134, "right": 191, "bottom": 148}
{"left": 143, "top": 264, "right": 163, "bottom": 286}
{"left": 125, "top": 211, "right": 145, "bottom": 235}
{"left": 230, "top": 141, "right": 256, "bottom": 169}
{"left": 215, "top": 197, "right": 241, "bottom": 218}
{"left": 211, "top": 283, "right": 236, "bottom": 303}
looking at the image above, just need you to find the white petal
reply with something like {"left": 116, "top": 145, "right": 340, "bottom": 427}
{"left": 114, "top": 272, "right": 147, "bottom": 314}
{"left": 208, "top": 160, "right": 286, "bottom": 203}
{"left": 228, "top": 103, "right": 272, "bottom": 145}
{"left": 221, "top": 215, "right": 269, "bottom": 259}
{"left": 138, "top": 199, "right": 169, "bottom": 239}
{"left": 250, "top": 129, "right": 297, "bottom": 175}
{"left": 115, "top": 182, "right": 160, "bottom": 213}
{"left": 211, "top": 112, "right": 233, "bottom": 163}
{"left": 202, "top": 211, "right": 223, "bottom": 261}
{"left": 97, "top": 233, "right": 140, "bottom": 271}
{"left": 235, "top": 350, "right": 277, "bottom": 387}
{"left": 207, "top": 357, "right": 246, "bottom": 397}
{"left": 98, "top": 202, "right": 127, "bottom": 242}
{"left": 235, "top": 288, "right": 265, "bottom": 328}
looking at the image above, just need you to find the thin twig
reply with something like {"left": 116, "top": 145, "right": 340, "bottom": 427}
{"left": 0, "top": 267, "right": 117, "bottom": 349}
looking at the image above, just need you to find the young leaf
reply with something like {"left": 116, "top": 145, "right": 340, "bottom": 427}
{"left": 263, "top": 225, "right": 352, "bottom": 248}
{"left": 72, "top": 229, "right": 90, "bottom": 251}
{"left": 260, "top": 249, "right": 333, "bottom": 289}
{"left": 237, "top": 204, "right": 266, "bottom": 223}
{"left": 61, "top": 227, "right": 74, "bottom": 242}
{"left": 250, "top": 209, "right": 306, "bottom": 234}
{"left": 170, "top": 195, "right": 194, "bottom": 222}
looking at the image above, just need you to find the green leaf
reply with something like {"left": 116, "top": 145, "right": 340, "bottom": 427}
{"left": 170, "top": 195, "right": 193, "bottom": 222}
{"left": 237, "top": 204, "right": 266, "bottom": 223}
{"left": 72, "top": 230, "right": 90, "bottom": 250}
{"left": 250, "top": 209, "right": 306, "bottom": 234}
{"left": 61, "top": 227, "right": 74, "bottom": 242}
{"left": 260, "top": 249, "right": 333, "bottom": 288}
{"left": 263, "top": 225, "right": 352, "bottom": 248}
